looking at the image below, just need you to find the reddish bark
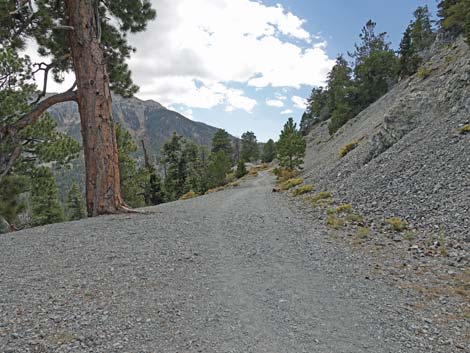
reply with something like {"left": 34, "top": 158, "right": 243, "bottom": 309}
{"left": 65, "top": 0, "right": 127, "bottom": 216}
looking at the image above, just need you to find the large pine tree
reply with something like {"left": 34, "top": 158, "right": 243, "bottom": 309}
{"left": 0, "top": 0, "right": 156, "bottom": 216}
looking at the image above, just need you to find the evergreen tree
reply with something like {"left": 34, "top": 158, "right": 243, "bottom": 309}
{"left": 143, "top": 170, "right": 165, "bottom": 206}
{"left": 277, "top": 118, "right": 306, "bottom": 170}
{"left": 30, "top": 167, "right": 65, "bottom": 226}
{"left": 66, "top": 183, "right": 87, "bottom": 221}
{"left": 211, "top": 129, "right": 233, "bottom": 157}
{"left": 399, "top": 25, "right": 422, "bottom": 77}
{"left": 261, "top": 139, "right": 277, "bottom": 163}
{"left": 326, "top": 56, "right": 358, "bottom": 135}
{"left": 438, "top": 0, "right": 470, "bottom": 44}
{"left": 411, "top": 6, "right": 435, "bottom": 51}
{"left": 351, "top": 20, "right": 399, "bottom": 109}
{"left": 240, "top": 131, "right": 260, "bottom": 162}
{"left": 0, "top": 175, "right": 28, "bottom": 228}
{"left": 140, "top": 139, "right": 165, "bottom": 206}
{"left": 161, "top": 133, "right": 187, "bottom": 201}
{"left": 305, "top": 86, "right": 331, "bottom": 122}
{"left": 207, "top": 151, "right": 232, "bottom": 188}
{"left": 0, "top": 0, "right": 156, "bottom": 216}
{"left": 116, "top": 124, "right": 147, "bottom": 208}
{"left": 235, "top": 159, "right": 248, "bottom": 179}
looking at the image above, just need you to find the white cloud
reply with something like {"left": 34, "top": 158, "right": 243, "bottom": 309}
{"left": 25, "top": 0, "right": 335, "bottom": 115}
{"left": 292, "top": 95, "right": 307, "bottom": 109}
{"left": 266, "top": 99, "right": 284, "bottom": 108}
{"left": 128, "top": 0, "right": 335, "bottom": 110}
{"left": 281, "top": 109, "right": 293, "bottom": 115}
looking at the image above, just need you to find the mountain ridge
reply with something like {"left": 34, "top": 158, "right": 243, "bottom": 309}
{"left": 47, "top": 93, "right": 237, "bottom": 156}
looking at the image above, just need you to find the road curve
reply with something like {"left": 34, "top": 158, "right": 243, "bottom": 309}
{"left": 0, "top": 172, "right": 422, "bottom": 352}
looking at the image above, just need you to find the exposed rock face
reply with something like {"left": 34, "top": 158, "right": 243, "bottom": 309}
{"left": 47, "top": 94, "right": 233, "bottom": 156}
{"left": 302, "top": 37, "right": 470, "bottom": 238}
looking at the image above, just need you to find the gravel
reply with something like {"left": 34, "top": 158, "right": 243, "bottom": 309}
{"left": 0, "top": 171, "right": 450, "bottom": 353}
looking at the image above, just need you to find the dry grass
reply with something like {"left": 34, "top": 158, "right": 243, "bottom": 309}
{"left": 279, "top": 178, "right": 303, "bottom": 191}
{"left": 179, "top": 190, "right": 198, "bottom": 200}
{"left": 276, "top": 168, "right": 299, "bottom": 182}
{"left": 339, "top": 141, "right": 359, "bottom": 158}
{"left": 336, "top": 203, "right": 353, "bottom": 214}
{"left": 292, "top": 184, "right": 314, "bottom": 196}
{"left": 386, "top": 217, "right": 407, "bottom": 232}
{"left": 459, "top": 124, "right": 470, "bottom": 135}
{"left": 326, "top": 215, "right": 345, "bottom": 230}
{"left": 305, "top": 191, "right": 333, "bottom": 207}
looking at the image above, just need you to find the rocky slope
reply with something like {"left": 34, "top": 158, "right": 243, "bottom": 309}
{"left": 301, "top": 37, "right": 470, "bottom": 239}
{"left": 47, "top": 94, "right": 235, "bottom": 156}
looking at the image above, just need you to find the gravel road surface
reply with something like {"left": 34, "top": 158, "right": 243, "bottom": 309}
{"left": 1, "top": 172, "right": 429, "bottom": 352}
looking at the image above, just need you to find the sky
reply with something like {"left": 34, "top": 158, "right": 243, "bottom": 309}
{"left": 36, "top": 0, "right": 439, "bottom": 142}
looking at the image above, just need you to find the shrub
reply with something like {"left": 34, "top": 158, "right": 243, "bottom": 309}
{"left": 459, "top": 124, "right": 470, "bottom": 135}
{"left": 277, "top": 168, "right": 298, "bottom": 182}
{"left": 326, "top": 216, "right": 345, "bottom": 230}
{"left": 258, "top": 163, "right": 269, "bottom": 171}
{"left": 306, "top": 191, "right": 333, "bottom": 207}
{"left": 280, "top": 178, "right": 303, "bottom": 190}
{"left": 179, "top": 190, "right": 198, "bottom": 200}
{"left": 235, "top": 160, "right": 248, "bottom": 178}
{"left": 292, "top": 184, "right": 314, "bottom": 196}
{"left": 249, "top": 168, "right": 259, "bottom": 177}
{"left": 339, "top": 141, "right": 359, "bottom": 158}
{"left": 356, "top": 226, "right": 371, "bottom": 238}
{"left": 336, "top": 203, "right": 353, "bottom": 214}
{"left": 346, "top": 213, "right": 364, "bottom": 223}
{"left": 386, "top": 217, "right": 407, "bottom": 232}
{"left": 417, "top": 66, "right": 431, "bottom": 79}
{"left": 225, "top": 172, "right": 236, "bottom": 184}
{"left": 326, "top": 208, "right": 336, "bottom": 215}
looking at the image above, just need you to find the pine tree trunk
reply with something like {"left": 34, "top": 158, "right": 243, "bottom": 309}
{"left": 65, "top": 0, "right": 126, "bottom": 216}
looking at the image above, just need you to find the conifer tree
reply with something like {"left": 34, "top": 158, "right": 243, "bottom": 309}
{"left": 399, "top": 26, "right": 422, "bottom": 77}
{"left": 411, "top": 6, "right": 435, "bottom": 51}
{"left": 277, "top": 118, "right": 306, "bottom": 170}
{"left": 161, "top": 133, "right": 187, "bottom": 201}
{"left": 207, "top": 151, "right": 232, "bottom": 188}
{"left": 0, "top": 175, "right": 28, "bottom": 229}
{"left": 66, "top": 183, "right": 87, "bottom": 221}
{"left": 438, "top": 0, "right": 470, "bottom": 44}
{"left": 240, "top": 131, "right": 260, "bottom": 162}
{"left": 235, "top": 159, "right": 248, "bottom": 179}
{"left": 0, "top": 0, "right": 156, "bottom": 216}
{"left": 211, "top": 129, "right": 233, "bottom": 157}
{"left": 261, "top": 139, "right": 277, "bottom": 163}
{"left": 350, "top": 20, "right": 399, "bottom": 109}
{"left": 116, "top": 124, "right": 147, "bottom": 208}
{"left": 30, "top": 167, "right": 65, "bottom": 226}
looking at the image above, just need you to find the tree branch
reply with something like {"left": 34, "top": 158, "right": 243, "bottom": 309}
{"left": 11, "top": 90, "right": 78, "bottom": 133}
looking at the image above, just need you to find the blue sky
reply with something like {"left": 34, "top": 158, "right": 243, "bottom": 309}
{"left": 157, "top": 0, "right": 438, "bottom": 142}
{"left": 41, "top": 0, "right": 439, "bottom": 142}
